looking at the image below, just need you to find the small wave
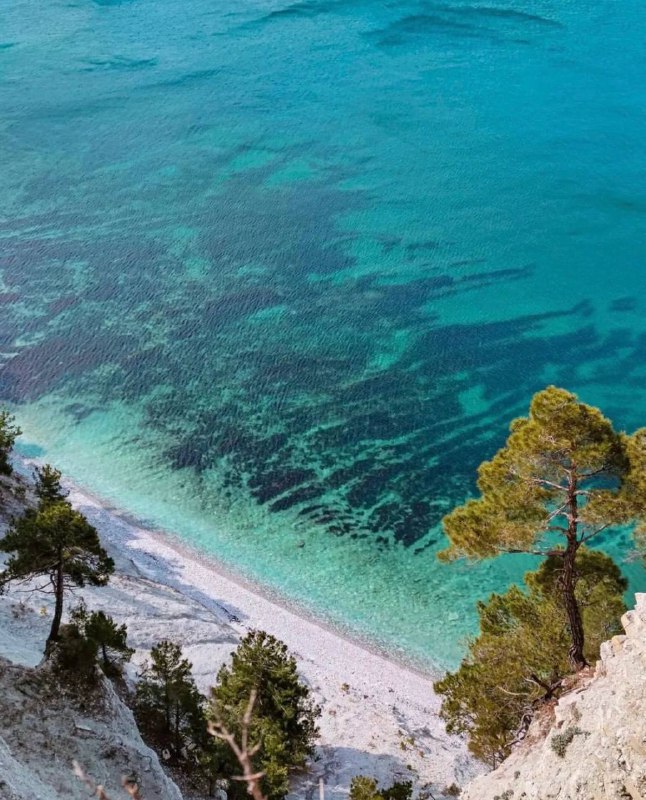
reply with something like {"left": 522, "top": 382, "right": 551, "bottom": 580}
{"left": 242, "top": 0, "right": 347, "bottom": 28}
{"left": 367, "top": 3, "right": 562, "bottom": 48}
{"left": 80, "top": 56, "right": 158, "bottom": 73}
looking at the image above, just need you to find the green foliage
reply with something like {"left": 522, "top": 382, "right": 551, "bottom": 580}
{"left": 350, "top": 776, "right": 381, "bottom": 800}
{"left": 382, "top": 781, "right": 414, "bottom": 800}
{"left": 349, "top": 776, "right": 413, "bottom": 800}
{"left": 209, "top": 629, "right": 321, "bottom": 800}
{"left": 0, "top": 409, "right": 20, "bottom": 477}
{"left": 550, "top": 726, "right": 583, "bottom": 758}
{"left": 0, "top": 501, "right": 114, "bottom": 648}
{"left": 440, "top": 386, "right": 631, "bottom": 561}
{"left": 439, "top": 386, "right": 646, "bottom": 667}
{"left": 135, "top": 640, "right": 210, "bottom": 765}
{"left": 50, "top": 622, "right": 100, "bottom": 685}
{"left": 135, "top": 640, "right": 227, "bottom": 795}
{"left": 434, "top": 549, "right": 626, "bottom": 766}
{"left": 34, "top": 464, "right": 68, "bottom": 508}
{"left": 0, "top": 504, "right": 113, "bottom": 590}
{"left": 620, "top": 428, "right": 646, "bottom": 548}
{"left": 70, "top": 603, "right": 134, "bottom": 676}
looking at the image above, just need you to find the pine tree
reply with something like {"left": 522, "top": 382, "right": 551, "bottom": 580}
{"left": 0, "top": 501, "right": 114, "bottom": 651}
{"left": 0, "top": 409, "right": 20, "bottom": 477}
{"left": 70, "top": 603, "right": 134, "bottom": 676}
{"left": 33, "top": 463, "right": 68, "bottom": 507}
{"left": 135, "top": 640, "right": 208, "bottom": 765}
{"left": 440, "top": 386, "right": 646, "bottom": 668}
{"left": 209, "top": 630, "right": 320, "bottom": 800}
{"left": 434, "top": 549, "right": 627, "bottom": 765}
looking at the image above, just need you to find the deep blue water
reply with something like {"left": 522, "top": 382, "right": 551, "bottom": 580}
{"left": 1, "top": 0, "right": 645, "bottom": 667}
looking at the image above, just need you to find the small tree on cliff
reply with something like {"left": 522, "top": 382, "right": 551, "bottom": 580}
{"left": 439, "top": 386, "right": 646, "bottom": 669}
{"left": 70, "top": 603, "right": 134, "bottom": 676}
{"left": 135, "top": 640, "right": 209, "bottom": 764}
{"left": 209, "top": 630, "right": 320, "bottom": 800}
{"left": 34, "top": 463, "right": 68, "bottom": 507}
{"left": 0, "top": 409, "right": 20, "bottom": 477}
{"left": 0, "top": 502, "right": 114, "bottom": 651}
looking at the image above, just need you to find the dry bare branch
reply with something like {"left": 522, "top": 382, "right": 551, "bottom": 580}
{"left": 208, "top": 689, "right": 267, "bottom": 800}
{"left": 72, "top": 760, "right": 142, "bottom": 800}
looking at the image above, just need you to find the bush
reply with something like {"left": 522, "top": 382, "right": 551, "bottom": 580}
{"left": 550, "top": 726, "right": 584, "bottom": 758}
{"left": 209, "top": 630, "right": 321, "bottom": 800}
{"left": 349, "top": 776, "right": 413, "bottom": 800}
{"left": 443, "top": 785, "right": 461, "bottom": 798}
{"left": 70, "top": 603, "right": 134, "bottom": 677}
{"left": 50, "top": 623, "right": 100, "bottom": 685}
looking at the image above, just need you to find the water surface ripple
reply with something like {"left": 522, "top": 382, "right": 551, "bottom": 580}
{"left": 1, "top": 0, "right": 645, "bottom": 666}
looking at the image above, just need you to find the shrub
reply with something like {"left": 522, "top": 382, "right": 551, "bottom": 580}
{"left": 70, "top": 603, "right": 134, "bottom": 677}
{"left": 51, "top": 623, "right": 100, "bottom": 685}
{"left": 349, "top": 776, "right": 413, "bottom": 800}
{"left": 443, "top": 785, "right": 461, "bottom": 797}
{"left": 550, "top": 726, "right": 583, "bottom": 758}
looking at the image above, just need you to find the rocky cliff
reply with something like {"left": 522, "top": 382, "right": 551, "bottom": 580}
{"left": 462, "top": 593, "right": 646, "bottom": 800}
{"left": 0, "top": 656, "right": 183, "bottom": 800}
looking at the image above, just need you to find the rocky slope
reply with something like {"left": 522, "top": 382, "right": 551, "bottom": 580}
{"left": 0, "top": 656, "right": 184, "bottom": 800}
{"left": 462, "top": 593, "right": 646, "bottom": 800}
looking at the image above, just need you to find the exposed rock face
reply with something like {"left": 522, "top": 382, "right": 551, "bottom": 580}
{"left": 462, "top": 593, "right": 646, "bottom": 800}
{"left": 0, "top": 657, "right": 183, "bottom": 800}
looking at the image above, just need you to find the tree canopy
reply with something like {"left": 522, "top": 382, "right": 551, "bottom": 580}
{"left": 0, "top": 501, "right": 114, "bottom": 649}
{"left": 33, "top": 463, "right": 68, "bottom": 507}
{"left": 70, "top": 603, "right": 134, "bottom": 676}
{"left": 440, "top": 386, "right": 646, "bottom": 667}
{"left": 349, "top": 776, "right": 413, "bottom": 800}
{"left": 209, "top": 630, "right": 320, "bottom": 800}
{"left": 135, "top": 640, "right": 209, "bottom": 765}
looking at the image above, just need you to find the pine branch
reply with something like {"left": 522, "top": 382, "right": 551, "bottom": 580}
{"left": 579, "top": 523, "right": 610, "bottom": 544}
{"left": 531, "top": 477, "right": 567, "bottom": 492}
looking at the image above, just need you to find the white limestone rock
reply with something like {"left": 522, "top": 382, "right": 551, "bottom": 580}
{"left": 461, "top": 593, "right": 646, "bottom": 800}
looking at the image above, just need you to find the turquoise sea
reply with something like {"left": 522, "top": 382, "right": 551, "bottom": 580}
{"left": 1, "top": 0, "right": 645, "bottom": 668}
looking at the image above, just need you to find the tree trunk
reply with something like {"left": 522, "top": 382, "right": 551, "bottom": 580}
{"left": 175, "top": 703, "right": 181, "bottom": 760}
{"left": 102, "top": 642, "right": 109, "bottom": 669}
{"left": 562, "top": 468, "right": 588, "bottom": 670}
{"left": 46, "top": 558, "right": 64, "bottom": 654}
{"left": 562, "top": 539, "right": 587, "bottom": 669}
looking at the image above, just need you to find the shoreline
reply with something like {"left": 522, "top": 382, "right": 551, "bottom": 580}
{"left": 14, "top": 453, "right": 443, "bottom": 678}
{"left": 67, "top": 473, "right": 441, "bottom": 681}
{"left": 5, "top": 456, "right": 480, "bottom": 796}
{"left": 62, "top": 471, "right": 444, "bottom": 688}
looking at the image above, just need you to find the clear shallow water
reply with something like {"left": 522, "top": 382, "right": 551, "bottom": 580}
{"left": 1, "top": 0, "right": 645, "bottom": 668}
